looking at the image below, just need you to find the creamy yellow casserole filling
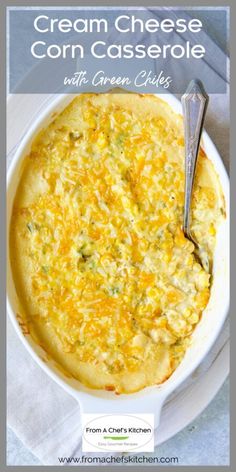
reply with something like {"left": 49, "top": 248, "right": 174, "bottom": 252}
{"left": 10, "top": 92, "right": 224, "bottom": 393}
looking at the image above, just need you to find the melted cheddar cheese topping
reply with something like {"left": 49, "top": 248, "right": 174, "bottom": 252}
{"left": 10, "top": 92, "right": 224, "bottom": 393}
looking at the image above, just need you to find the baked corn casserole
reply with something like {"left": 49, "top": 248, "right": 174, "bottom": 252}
{"left": 10, "top": 92, "right": 225, "bottom": 393}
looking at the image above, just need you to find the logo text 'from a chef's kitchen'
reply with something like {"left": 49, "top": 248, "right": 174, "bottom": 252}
{"left": 82, "top": 414, "right": 154, "bottom": 452}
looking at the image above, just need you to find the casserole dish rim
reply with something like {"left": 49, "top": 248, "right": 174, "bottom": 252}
{"left": 7, "top": 90, "right": 229, "bottom": 418}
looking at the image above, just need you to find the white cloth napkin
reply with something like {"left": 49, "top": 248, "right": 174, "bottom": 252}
{"left": 7, "top": 317, "right": 229, "bottom": 465}
{"left": 7, "top": 11, "right": 229, "bottom": 464}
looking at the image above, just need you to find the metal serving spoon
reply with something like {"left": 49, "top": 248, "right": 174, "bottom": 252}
{"left": 181, "top": 79, "right": 210, "bottom": 273}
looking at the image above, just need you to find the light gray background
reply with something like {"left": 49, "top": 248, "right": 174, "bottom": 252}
{"left": 6, "top": 6, "right": 229, "bottom": 467}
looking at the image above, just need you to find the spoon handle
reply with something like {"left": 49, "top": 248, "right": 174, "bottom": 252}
{"left": 181, "top": 79, "right": 209, "bottom": 237}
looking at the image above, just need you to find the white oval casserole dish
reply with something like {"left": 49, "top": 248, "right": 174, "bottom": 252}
{"left": 7, "top": 92, "right": 229, "bottom": 425}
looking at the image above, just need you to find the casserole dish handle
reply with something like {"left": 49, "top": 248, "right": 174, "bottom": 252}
{"left": 70, "top": 390, "right": 167, "bottom": 426}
